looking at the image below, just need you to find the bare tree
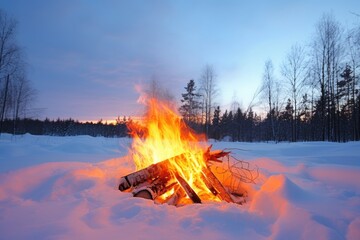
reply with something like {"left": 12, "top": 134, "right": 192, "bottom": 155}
{"left": 281, "top": 43, "right": 309, "bottom": 141}
{"left": 311, "top": 13, "right": 343, "bottom": 141}
{"left": 199, "top": 64, "right": 217, "bottom": 136}
{"left": 0, "top": 9, "right": 35, "bottom": 135}
{"left": 12, "top": 70, "right": 36, "bottom": 133}
{"left": 0, "top": 9, "right": 20, "bottom": 134}
{"left": 260, "top": 59, "right": 278, "bottom": 141}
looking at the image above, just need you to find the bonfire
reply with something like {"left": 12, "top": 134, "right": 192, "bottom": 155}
{"left": 118, "top": 98, "right": 257, "bottom": 206}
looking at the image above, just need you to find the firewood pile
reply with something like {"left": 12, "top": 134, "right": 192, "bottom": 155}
{"left": 118, "top": 146, "right": 258, "bottom": 206}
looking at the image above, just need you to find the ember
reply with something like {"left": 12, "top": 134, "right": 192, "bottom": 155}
{"left": 118, "top": 98, "right": 257, "bottom": 206}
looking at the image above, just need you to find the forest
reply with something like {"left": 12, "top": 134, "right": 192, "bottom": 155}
{"left": 1, "top": 10, "right": 360, "bottom": 142}
{"left": 179, "top": 13, "right": 360, "bottom": 142}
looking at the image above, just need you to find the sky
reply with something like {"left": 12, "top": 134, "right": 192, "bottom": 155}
{"left": 1, "top": 0, "right": 360, "bottom": 122}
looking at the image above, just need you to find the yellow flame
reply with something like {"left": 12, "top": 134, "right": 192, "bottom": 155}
{"left": 127, "top": 98, "right": 220, "bottom": 202}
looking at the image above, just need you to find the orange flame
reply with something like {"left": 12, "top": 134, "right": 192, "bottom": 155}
{"left": 127, "top": 98, "right": 220, "bottom": 202}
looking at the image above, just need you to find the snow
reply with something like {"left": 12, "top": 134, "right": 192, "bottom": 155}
{"left": 1, "top": 134, "right": 360, "bottom": 240}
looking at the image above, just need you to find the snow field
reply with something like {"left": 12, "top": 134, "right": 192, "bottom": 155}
{"left": 0, "top": 134, "right": 359, "bottom": 239}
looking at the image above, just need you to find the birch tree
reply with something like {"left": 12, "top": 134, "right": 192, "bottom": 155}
{"left": 281, "top": 43, "right": 308, "bottom": 141}
{"left": 200, "top": 64, "right": 217, "bottom": 136}
{"left": 261, "top": 60, "right": 278, "bottom": 141}
{"left": 311, "top": 13, "right": 343, "bottom": 141}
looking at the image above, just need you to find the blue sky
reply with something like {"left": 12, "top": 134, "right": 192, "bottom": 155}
{"left": 2, "top": 0, "right": 359, "bottom": 121}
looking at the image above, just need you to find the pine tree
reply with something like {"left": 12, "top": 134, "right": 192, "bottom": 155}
{"left": 211, "top": 106, "right": 221, "bottom": 140}
{"left": 245, "top": 108, "right": 255, "bottom": 142}
{"left": 179, "top": 79, "right": 201, "bottom": 123}
{"left": 234, "top": 107, "right": 245, "bottom": 141}
{"left": 338, "top": 65, "right": 356, "bottom": 141}
{"left": 220, "top": 110, "right": 233, "bottom": 141}
{"left": 338, "top": 65, "right": 353, "bottom": 113}
{"left": 279, "top": 99, "right": 294, "bottom": 141}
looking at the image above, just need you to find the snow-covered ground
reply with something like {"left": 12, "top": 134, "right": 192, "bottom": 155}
{"left": 0, "top": 134, "right": 359, "bottom": 239}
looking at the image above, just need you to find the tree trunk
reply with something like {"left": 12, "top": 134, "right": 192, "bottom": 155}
{"left": 0, "top": 75, "right": 10, "bottom": 135}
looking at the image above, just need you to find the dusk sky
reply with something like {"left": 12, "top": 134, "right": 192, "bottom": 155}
{"left": 2, "top": 0, "right": 359, "bottom": 122}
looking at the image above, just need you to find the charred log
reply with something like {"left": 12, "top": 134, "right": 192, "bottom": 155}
{"left": 133, "top": 178, "right": 177, "bottom": 200}
{"left": 174, "top": 172, "right": 202, "bottom": 204}
{"left": 118, "top": 159, "right": 171, "bottom": 191}
{"left": 201, "top": 166, "right": 234, "bottom": 203}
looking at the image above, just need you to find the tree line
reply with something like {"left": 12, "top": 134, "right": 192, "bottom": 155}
{"left": 179, "top": 13, "right": 360, "bottom": 142}
{"left": 0, "top": 118, "right": 129, "bottom": 137}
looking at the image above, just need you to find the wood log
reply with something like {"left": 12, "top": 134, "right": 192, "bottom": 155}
{"left": 133, "top": 178, "right": 177, "bottom": 200}
{"left": 200, "top": 172, "right": 218, "bottom": 196}
{"left": 158, "top": 184, "right": 183, "bottom": 206}
{"left": 201, "top": 166, "right": 234, "bottom": 203}
{"left": 168, "top": 186, "right": 182, "bottom": 206}
{"left": 174, "top": 172, "right": 202, "bottom": 204}
{"left": 118, "top": 149, "right": 229, "bottom": 192}
{"left": 118, "top": 159, "right": 171, "bottom": 191}
{"left": 118, "top": 149, "right": 232, "bottom": 205}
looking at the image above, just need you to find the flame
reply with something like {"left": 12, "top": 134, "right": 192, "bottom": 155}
{"left": 127, "top": 98, "right": 220, "bottom": 202}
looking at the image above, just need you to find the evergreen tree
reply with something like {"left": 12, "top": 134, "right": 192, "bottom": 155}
{"left": 298, "top": 94, "right": 311, "bottom": 141}
{"left": 179, "top": 79, "right": 201, "bottom": 123}
{"left": 220, "top": 110, "right": 233, "bottom": 141}
{"left": 211, "top": 106, "right": 221, "bottom": 140}
{"left": 233, "top": 107, "right": 245, "bottom": 141}
{"left": 279, "top": 99, "right": 294, "bottom": 141}
{"left": 338, "top": 65, "right": 356, "bottom": 140}
{"left": 245, "top": 108, "right": 255, "bottom": 142}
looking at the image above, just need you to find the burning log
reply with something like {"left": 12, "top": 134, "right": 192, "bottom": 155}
{"left": 118, "top": 149, "right": 240, "bottom": 205}
{"left": 201, "top": 166, "right": 233, "bottom": 203}
{"left": 174, "top": 172, "right": 202, "bottom": 204}
{"left": 118, "top": 150, "right": 224, "bottom": 192}
{"left": 133, "top": 178, "right": 177, "bottom": 200}
{"left": 118, "top": 154, "right": 184, "bottom": 192}
{"left": 164, "top": 186, "right": 183, "bottom": 206}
